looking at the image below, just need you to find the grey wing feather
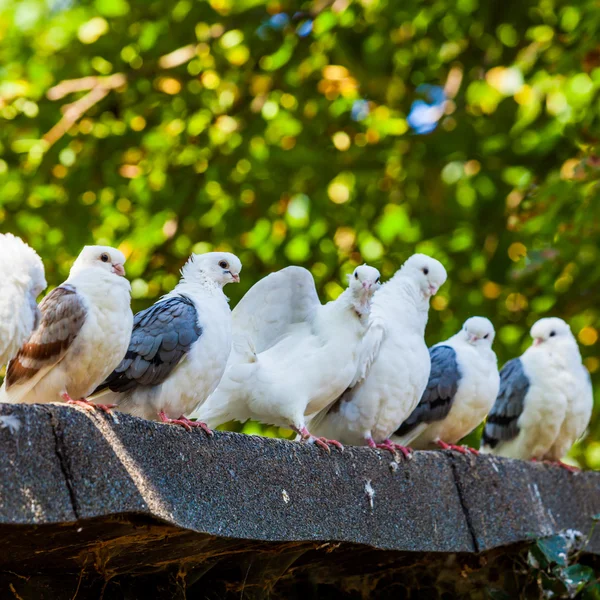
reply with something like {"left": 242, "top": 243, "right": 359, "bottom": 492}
{"left": 394, "top": 345, "right": 460, "bottom": 437}
{"left": 5, "top": 284, "right": 86, "bottom": 388}
{"left": 97, "top": 295, "right": 201, "bottom": 393}
{"left": 481, "top": 358, "right": 529, "bottom": 448}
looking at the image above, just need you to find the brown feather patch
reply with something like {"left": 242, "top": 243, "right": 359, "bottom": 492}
{"left": 6, "top": 284, "right": 87, "bottom": 388}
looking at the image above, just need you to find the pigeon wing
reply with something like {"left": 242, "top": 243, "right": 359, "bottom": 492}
{"left": 349, "top": 315, "right": 386, "bottom": 388}
{"left": 5, "top": 285, "right": 87, "bottom": 393}
{"left": 481, "top": 358, "right": 529, "bottom": 449}
{"left": 97, "top": 294, "right": 202, "bottom": 393}
{"left": 394, "top": 344, "right": 460, "bottom": 439}
{"left": 232, "top": 266, "right": 321, "bottom": 353}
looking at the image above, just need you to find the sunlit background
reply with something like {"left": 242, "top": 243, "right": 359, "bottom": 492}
{"left": 1, "top": 0, "right": 599, "bottom": 466}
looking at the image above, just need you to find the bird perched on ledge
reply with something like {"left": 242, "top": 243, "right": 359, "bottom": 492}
{"left": 309, "top": 254, "right": 447, "bottom": 458}
{"left": 0, "top": 246, "right": 132, "bottom": 410}
{"left": 481, "top": 317, "right": 593, "bottom": 469}
{"left": 392, "top": 317, "right": 499, "bottom": 453}
{"left": 193, "top": 264, "right": 381, "bottom": 451}
{"left": 92, "top": 252, "right": 241, "bottom": 432}
{"left": 0, "top": 234, "right": 47, "bottom": 367}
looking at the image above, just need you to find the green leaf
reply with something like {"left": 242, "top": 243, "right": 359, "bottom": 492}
{"left": 560, "top": 564, "right": 595, "bottom": 591}
{"left": 94, "top": 0, "right": 129, "bottom": 17}
{"left": 536, "top": 536, "right": 568, "bottom": 567}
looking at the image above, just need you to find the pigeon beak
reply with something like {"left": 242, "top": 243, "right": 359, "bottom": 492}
{"left": 468, "top": 334, "right": 479, "bottom": 343}
{"left": 362, "top": 281, "right": 372, "bottom": 290}
{"left": 232, "top": 273, "right": 240, "bottom": 283}
{"left": 112, "top": 264, "right": 126, "bottom": 277}
{"left": 533, "top": 337, "right": 543, "bottom": 346}
{"left": 428, "top": 284, "right": 438, "bottom": 296}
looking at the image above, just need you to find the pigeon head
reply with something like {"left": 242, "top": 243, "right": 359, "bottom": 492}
{"left": 348, "top": 264, "right": 381, "bottom": 294}
{"left": 346, "top": 264, "right": 380, "bottom": 316}
{"left": 183, "top": 252, "right": 242, "bottom": 288}
{"left": 401, "top": 254, "right": 447, "bottom": 298}
{"left": 71, "top": 246, "right": 127, "bottom": 278}
{"left": 530, "top": 317, "right": 574, "bottom": 348}
{"left": 461, "top": 316, "right": 495, "bottom": 347}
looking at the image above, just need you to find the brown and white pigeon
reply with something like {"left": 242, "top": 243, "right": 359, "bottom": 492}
{"left": 0, "top": 246, "right": 132, "bottom": 411}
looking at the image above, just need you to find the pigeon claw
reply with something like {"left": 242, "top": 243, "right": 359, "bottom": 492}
{"left": 158, "top": 411, "right": 213, "bottom": 436}
{"left": 548, "top": 460, "right": 580, "bottom": 472}
{"left": 436, "top": 440, "right": 478, "bottom": 455}
{"left": 63, "top": 393, "right": 115, "bottom": 414}
{"left": 293, "top": 426, "right": 343, "bottom": 453}
{"left": 178, "top": 415, "right": 214, "bottom": 437}
{"left": 311, "top": 436, "right": 344, "bottom": 452}
{"left": 312, "top": 437, "right": 332, "bottom": 453}
{"left": 374, "top": 439, "right": 413, "bottom": 460}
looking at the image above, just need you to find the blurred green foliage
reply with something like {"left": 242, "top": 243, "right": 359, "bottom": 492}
{"left": 0, "top": 0, "right": 599, "bottom": 466}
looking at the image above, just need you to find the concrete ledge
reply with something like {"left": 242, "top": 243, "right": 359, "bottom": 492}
{"left": 0, "top": 403, "right": 598, "bottom": 597}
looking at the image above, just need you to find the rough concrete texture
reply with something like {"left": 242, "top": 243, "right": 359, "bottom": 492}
{"left": 0, "top": 403, "right": 598, "bottom": 598}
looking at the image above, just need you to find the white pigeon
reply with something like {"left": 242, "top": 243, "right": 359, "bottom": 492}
{"left": 309, "top": 254, "right": 447, "bottom": 457}
{"left": 0, "top": 246, "right": 132, "bottom": 411}
{"left": 193, "top": 264, "right": 381, "bottom": 450}
{"left": 481, "top": 317, "right": 593, "bottom": 469}
{"left": 91, "top": 252, "right": 241, "bottom": 432}
{"left": 391, "top": 317, "right": 500, "bottom": 454}
{"left": 0, "top": 233, "right": 46, "bottom": 367}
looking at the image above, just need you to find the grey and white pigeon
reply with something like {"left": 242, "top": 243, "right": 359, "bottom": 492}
{"left": 392, "top": 317, "right": 499, "bottom": 453}
{"left": 192, "top": 264, "right": 381, "bottom": 450}
{"left": 309, "top": 254, "right": 447, "bottom": 457}
{"left": 0, "top": 233, "right": 46, "bottom": 367}
{"left": 0, "top": 246, "right": 132, "bottom": 410}
{"left": 92, "top": 252, "right": 241, "bottom": 432}
{"left": 481, "top": 317, "right": 593, "bottom": 469}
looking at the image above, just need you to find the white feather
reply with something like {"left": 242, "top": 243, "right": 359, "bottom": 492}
{"left": 193, "top": 265, "right": 381, "bottom": 436}
{"left": 482, "top": 317, "right": 593, "bottom": 461}
{"left": 0, "top": 234, "right": 46, "bottom": 366}
{"left": 309, "top": 254, "right": 447, "bottom": 446}
{"left": 393, "top": 318, "right": 500, "bottom": 448}
{"left": 93, "top": 252, "right": 242, "bottom": 421}
{"left": 0, "top": 414, "right": 22, "bottom": 434}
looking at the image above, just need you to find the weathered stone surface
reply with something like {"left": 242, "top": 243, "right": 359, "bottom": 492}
{"left": 0, "top": 402, "right": 598, "bottom": 598}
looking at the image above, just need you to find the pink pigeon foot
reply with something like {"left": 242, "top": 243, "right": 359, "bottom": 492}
{"left": 548, "top": 460, "right": 580, "bottom": 472}
{"left": 368, "top": 438, "right": 412, "bottom": 459}
{"left": 158, "top": 411, "right": 213, "bottom": 436}
{"left": 293, "top": 426, "right": 344, "bottom": 453}
{"left": 62, "top": 392, "right": 115, "bottom": 414}
{"left": 436, "top": 440, "right": 479, "bottom": 455}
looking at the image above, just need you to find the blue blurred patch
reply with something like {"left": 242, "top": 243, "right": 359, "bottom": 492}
{"left": 351, "top": 100, "right": 370, "bottom": 122}
{"left": 407, "top": 84, "right": 447, "bottom": 135}
{"left": 296, "top": 20, "right": 313, "bottom": 38}
{"left": 257, "top": 13, "right": 290, "bottom": 39}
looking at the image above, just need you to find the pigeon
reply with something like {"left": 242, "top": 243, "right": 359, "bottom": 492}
{"left": 0, "top": 246, "right": 132, "bottom": 411}
{"left": 309, "top": 254, "right": 447, "bottom": 457}
{"left": 391, "top": 317, "right": 500, "bottom": 454}
{"left": 91, "top": 252, "right": 242, "bottom": 432}
{"left": 192, "top": 264, "right": 381, "bottom": 450}
{"left": 481, "top": 317, "right": 593, "bottom": 470}
{"left": 0, "top": 233, "right": 46, "bottom": 367}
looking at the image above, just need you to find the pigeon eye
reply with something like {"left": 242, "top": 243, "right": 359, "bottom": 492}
{"left": 422, "top": 267, "right": 429, "bottom": 275}
{"left": 484, "top": 334, "right": 489, "bottom": 339}
{"left": 549, "top": 331, "right": 556, "bottom": 337}
{"left": 354, "top": 272, "right": 359, "bottom": 280}
{"left": 100, "top": 253, "right": 109, "bottom": 263}
{"left": 375, "top": 277, "right": 380, "bottom": 283}
{"left": 219, "top": 261, "right": 229, "bottom": 269}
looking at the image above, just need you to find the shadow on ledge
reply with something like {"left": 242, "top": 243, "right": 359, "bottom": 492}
{"left": 0, "top": 403, "right": 598, "bottom": 599}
